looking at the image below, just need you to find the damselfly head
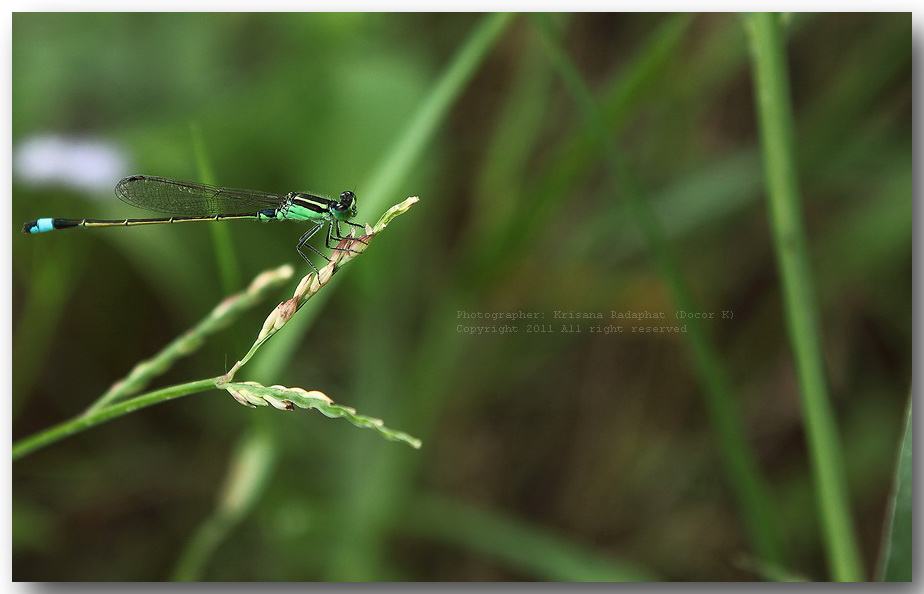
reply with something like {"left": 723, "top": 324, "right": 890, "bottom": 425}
{"left": 332, "top": 190, "right": 357, "bottom": 221}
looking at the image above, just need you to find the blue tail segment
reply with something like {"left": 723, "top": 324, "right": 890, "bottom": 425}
{"left": 23, "top": 218, "right": 55, "bottom": 233}
{"left": 22, "top": 218, "right": 72, "bottom": 233}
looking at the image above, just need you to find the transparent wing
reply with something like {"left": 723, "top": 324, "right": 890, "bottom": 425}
{"left": 114, "top": 175, "right": 286, "bottom": 216}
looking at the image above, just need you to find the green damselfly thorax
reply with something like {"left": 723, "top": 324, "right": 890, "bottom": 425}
{"left": 22, "top": 175, "right": 368, "bottom": 272}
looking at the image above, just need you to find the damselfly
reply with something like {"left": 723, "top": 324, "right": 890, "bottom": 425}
{"left": 22, "top": 175, "right": 367, "bottom": 272}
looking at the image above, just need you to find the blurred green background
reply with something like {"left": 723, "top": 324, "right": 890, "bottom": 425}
{"left": 12, "top": 13, "right": 911, "bottom": 581}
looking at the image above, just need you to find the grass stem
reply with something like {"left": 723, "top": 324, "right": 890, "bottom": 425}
{"left": 532, "top": 12, "right": 786, "bottom": 569}
{"left": 745, "top": 12, "right": 863, "bottom": 581}
{"left": 13, "top": 378, "right": 219, "bottom": 461}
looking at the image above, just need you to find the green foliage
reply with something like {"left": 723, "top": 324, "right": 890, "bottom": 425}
{"left": 13, "top": 13, "right": 910, "bottom": 581}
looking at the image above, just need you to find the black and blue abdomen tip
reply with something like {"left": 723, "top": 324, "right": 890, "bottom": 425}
{"left": 22, "top": 218, "right": 77, "bottom": 233}
{"left": 23, "top": 218, "right": 53, "bottom": 233}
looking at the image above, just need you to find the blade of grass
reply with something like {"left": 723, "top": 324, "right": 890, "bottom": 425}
{"left": 744, "top": 12, "right": 863, "bottom": 581}
{"left": 470, "top": 19, "right": 557, "bottom": 248}
{"left": 572, "top": 13, "right": 906, "bottom": 269}
{"left": 470, "top": 13, "right": 693, "bottom": 287}
{"left": 322, "top": 14, "right": 747, "bottom": 583}
{"left": 531, "top": 13, "right": 786, "bottom": 570}
{"left": 322, "top": 13, "right": 517, "bottom": 580}
{"left": 191, "top": 121, "right": 242, "bottom": 294}
{"left": 242, "top": 13, "right": 517, "bottom": 387}
{"left": 876, "top": 396, "right": 911, "bottom": 581}
{"left": 360, "top": 13, "right": 515, "bottom": 212}
{"left": 406, "top": 13, "right": 699, "bottom": 443}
